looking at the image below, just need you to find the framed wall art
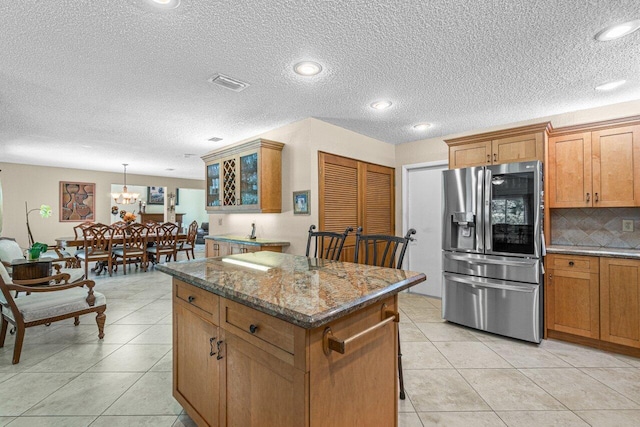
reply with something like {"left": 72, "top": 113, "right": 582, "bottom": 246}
{"left": 293, "top": 190, "right": 310, "bottom": 215}
{"left": 147, "top": 186, "right": 164, "bottom": 205}
{"left": 60, "top": 181, "right": 95, "bottom": 222}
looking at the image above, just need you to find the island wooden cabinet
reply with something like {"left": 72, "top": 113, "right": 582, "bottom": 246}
{"left": 202, "top": 139, "right": 284, "bottom": 213}
{"left": 173, "top": 279, "right": 399, "bottom": 427}
{"left": 600, "top": 257, "right": 640, "bottom": 349}
{"left": 173, "top": 281, "right": 221, "bottom": 427}
{"left": 548, "top": 118, "right": 640, "bottom": 208}
{"left": 445, "top": 123, "right": 550, "bottom": 169}
{"left": 545, "top": 254, "right": 600, "bottom": 339}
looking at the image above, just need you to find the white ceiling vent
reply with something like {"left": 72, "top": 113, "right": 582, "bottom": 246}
{"left": 208, "top": 136, "right": 223, "bottom": 142}
{"left": 207, "top": 74, "right": 249, "bottom": 92}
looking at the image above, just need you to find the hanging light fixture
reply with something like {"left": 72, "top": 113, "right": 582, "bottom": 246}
{"left": 111, "top": 163, "right": 139, "bottom": 204}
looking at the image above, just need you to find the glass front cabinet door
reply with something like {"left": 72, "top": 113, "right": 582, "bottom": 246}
{"left": 202, "top": 139, "right": 284, "bottom": 213}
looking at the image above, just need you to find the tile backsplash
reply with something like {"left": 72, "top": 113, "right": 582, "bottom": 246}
{"left": 551, "top": 208, "right": 640, "bottom": 249}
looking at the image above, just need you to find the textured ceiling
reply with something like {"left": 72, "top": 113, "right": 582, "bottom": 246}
{"left": 1, "top": 0, "right": 639, "bottom": 179}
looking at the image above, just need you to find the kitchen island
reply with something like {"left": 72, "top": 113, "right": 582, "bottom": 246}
{"left": 157, "top": 252, "right": 426, "bottom": 427}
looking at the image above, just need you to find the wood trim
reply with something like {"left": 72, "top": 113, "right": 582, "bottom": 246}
{"left": 547, "top": 330, "right": 640, "bottom": 359}
{"left": 201, "top": 139, "right": 284, "bottom": 162}
{"left": 549, "top": 115, "right": 640, "bottom": 137}
{"left": 444, "top": 122, "right": 552, "bottom": 147}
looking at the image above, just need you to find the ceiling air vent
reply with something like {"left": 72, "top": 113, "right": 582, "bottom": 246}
{"left": 207, "top": 74, "right": 249, "bottom": 92}
{"left": 208, "top": 137, "right": 223, "bottom": 142}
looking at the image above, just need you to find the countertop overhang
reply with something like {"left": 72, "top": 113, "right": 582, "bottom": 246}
{"left": 157, "top": 252, "right": 426, "bottom": 329}
{"left": 546, "top": 245, "right": 640, "bottom": 259}
{"left": 205, "top": 235, "right": 290, "bottom": 247}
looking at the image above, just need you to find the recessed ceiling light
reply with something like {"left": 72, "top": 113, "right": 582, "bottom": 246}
{"left": 413, "top": 123, "right": 432, "bottom": 131}
{"left": 294, "top": 61, "right": 323, "bottom": 76}
{"left": 370, "top": 100, "right": 392, "bottom": 110}
{"left": 595, "top": 80, "right": 626, "bottom": 91}
{"left": 595, "top": 20, "right": 640, "bottom": 41}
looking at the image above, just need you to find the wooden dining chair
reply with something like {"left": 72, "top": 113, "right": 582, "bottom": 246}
{"left": 112, "top": 223, "right": 149, "bottom": 274}
{"left": 76, "top": 223, "right": 115, "bottom": 277}
{"left": 354, "top": 227, "right": 417, "bottom": 400}
{"left": 72, "top": 221, "right": 94, "bottom": 257}
{"left": 177, "top": 220, "right": 198, "bottom": 260}
{"left": 147, "top": 222, "right": 179, "bottom": 265}
{"left": 305, "top": 225, "right": 353, "bottom": 261}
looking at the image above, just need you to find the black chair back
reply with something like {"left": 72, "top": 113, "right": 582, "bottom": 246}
{"left": 354, "top": 228, "right": 416, "bottom": 269}
{"left": 305, "top": 225, "right": 353, "bottom": 261}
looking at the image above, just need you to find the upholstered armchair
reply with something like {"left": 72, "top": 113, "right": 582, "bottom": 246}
{"left": 0, "top": 263, "right": 106, "bottom": 364}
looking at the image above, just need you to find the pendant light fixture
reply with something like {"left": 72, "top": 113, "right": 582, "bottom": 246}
{"left": 111, "top": 163, "right": 139, "bottom": 204}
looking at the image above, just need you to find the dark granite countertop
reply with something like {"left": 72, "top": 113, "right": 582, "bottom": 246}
{"left": 157, "top": 252, "right": 426, "bottom": 329}
{"left": 546, "top": 245, "right": 640, "bottom": 259}
{"left": 205, "top": 235, "right": 290, "bottom": 247}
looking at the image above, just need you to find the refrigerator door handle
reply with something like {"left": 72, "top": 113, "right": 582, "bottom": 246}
{"left": 444, "top": 253, "right": 537, "bottom": 267}
{"left": 476, "top": 168, "right": 484, "bottom": 253}
{"left": 444, "top": 273, "right": 537, "bottom": 293}
{"left": 483, "top": 168, "right": 492, "bottom": 253}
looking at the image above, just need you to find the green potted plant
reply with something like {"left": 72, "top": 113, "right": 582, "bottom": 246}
{"left": 28, "top": 242, "right": 48, "bottom": 260}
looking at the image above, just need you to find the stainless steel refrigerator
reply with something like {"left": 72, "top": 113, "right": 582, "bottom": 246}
{"left": 441, "top": 160, "right": 544, "bottom": 343}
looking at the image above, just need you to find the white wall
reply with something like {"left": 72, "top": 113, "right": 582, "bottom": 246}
{"left": 206, "top": 118, "right": 395, "bottom": 256}
{"left": 0, "top": 162, "right": 204, "bottom": 248}
{"left": 177, "top": 188, "right": 208, "bottom": 229}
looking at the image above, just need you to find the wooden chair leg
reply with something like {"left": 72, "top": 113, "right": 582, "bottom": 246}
{"left": 0, "top": 316, "right": 8, "bottom": 348}
{"left": 96, "top": 310, "right": 106, "bottom": 339}
{"left": 398, "top": 329, "right": 406, "bottom": 400}
{"left": 12, "top": 324, "right": 25, "bottom": 365}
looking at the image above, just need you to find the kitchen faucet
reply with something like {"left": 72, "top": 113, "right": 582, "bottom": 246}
{"left": 249, "top": 222, "right": 256, "bottom": 239}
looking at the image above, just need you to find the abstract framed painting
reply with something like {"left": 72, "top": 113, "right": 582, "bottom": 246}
{"left": 60, "top": 181, "right": 95, "bottom": 222}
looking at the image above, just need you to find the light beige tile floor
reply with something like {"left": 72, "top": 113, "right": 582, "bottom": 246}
{"left": 2, "top": 248, "right": 640, "bottom": 426}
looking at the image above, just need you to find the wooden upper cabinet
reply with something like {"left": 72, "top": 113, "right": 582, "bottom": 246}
{"left": 202, "top": 139, "right": 284, "bottom": 213}
{"left": 592, "top": 125, "right": 640, "bottom": 207}
{"left": 548, "top": 132, "right": 592, "bottom": 207}
{"left": 600, "top": 257, "right": 640, "bottom": 348}
{"left": 548, "top": 117, "right": 640, "bottom": 208}
{"left": 445, "top": 123, "right": 550, "bottom": 169}
{"left": 448, "top": 141, "right": 491, "bottom": 168}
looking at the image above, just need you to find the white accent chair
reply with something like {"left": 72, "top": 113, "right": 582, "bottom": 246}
{"left": 0, "top": 262, "right": 106, "bottom": 364}
{"left": 0, "top": 238, "right": 84, "bottom": 283}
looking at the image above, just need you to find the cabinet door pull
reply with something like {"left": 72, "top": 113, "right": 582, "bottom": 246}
{"left": 595, "top": 193, "right": 599, "bottom": 202}
{"left": 586, "top": 193, "right": 590, "bottom": 202}
{"left": 188, "top": 296, "right": 195, "bottom": 303}
{"left": 249, "top": 324, "right": 258, "bottom": 334}
{"left": 548, "top": 274, "right": 552, "bottom": 284}
{"left": 493, "top": 153, "right": 497, "bottom": 162}
{"left": 323, "top": 310, "right": 397, "bottom": 355}
{"left": 486, "top": 154, "right": 491, "bottom": 163}
{"left": 216, "top": 340, "right": 224, "bottom": 360}
{"left": 569, "top": 261, "right": 574, "bottom": 266}
{"left": 210, "top": 337, "right": 217, "bottom": 356}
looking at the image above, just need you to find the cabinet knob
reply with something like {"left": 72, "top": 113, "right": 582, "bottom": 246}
{"left": 595, "top": 193, "right": 599, "bottom": 202}
{"left": 586, "top": 193, "right": 590, "bottom": 202}
{"left": 569, "top": 261, "right": 574, "bottom": 266}
{"left": 249, "top": 324, "right": 258, "bottom": 334}
{"left": 188, "top": 296, "right": 195, "bottom": 303}
{"left": 486, "top": 154, "right": 490, "bottom": 163}
{"left": 493, "top": 153, "right": 497, "bottom": 162}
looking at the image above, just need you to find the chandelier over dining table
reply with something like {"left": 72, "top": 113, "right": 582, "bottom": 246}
{"left": 111, "top": 163, "right": 139, "bottom": 204}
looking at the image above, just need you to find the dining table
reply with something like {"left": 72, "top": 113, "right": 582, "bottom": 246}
{"left": 55, "top": 232, "right": 188, "bottom": 274}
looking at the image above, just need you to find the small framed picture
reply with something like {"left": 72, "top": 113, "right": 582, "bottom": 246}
{"left": 147, "top": 186, "right": 164, "bottom": 205}
{"left": 293, "top": 190, "right": 310, "bottom": 215}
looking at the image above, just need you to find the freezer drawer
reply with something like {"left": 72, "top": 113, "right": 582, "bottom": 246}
{"left": 442, "top": 272, "right": 542, "bottom": 343}
{"left": 443, "top": 252, "right": 540, "bottom": 284}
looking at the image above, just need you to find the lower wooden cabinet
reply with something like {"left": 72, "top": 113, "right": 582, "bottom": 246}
{"left": 173, "top": 279, "right": 398, "bottom": 427}
{"left": 545, "top": 254, "right": 640, "bottom": 356}
{"left": 600, "top": 257, "right": 640, "bottom": 348}
{"left": 205, "top": 239, "right": 287, "bottom": 258}
{"left": 546, "top": 254, "right": 600, "bottom": 339}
